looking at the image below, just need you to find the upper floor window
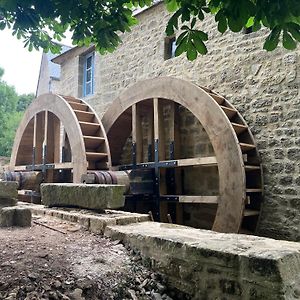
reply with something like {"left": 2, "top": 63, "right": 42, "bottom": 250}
{"left": 164, "top": 36, "right": 176, "bottom": 60}
{"left": 83, "top": 52, "right": 94, "bottom": 97}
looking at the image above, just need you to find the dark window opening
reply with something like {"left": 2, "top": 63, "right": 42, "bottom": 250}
{"left": 164, "top": 36, "right": 176, "bottom": 60}
{"left": 243, "top": 27, "right": 253, "bottom": 34}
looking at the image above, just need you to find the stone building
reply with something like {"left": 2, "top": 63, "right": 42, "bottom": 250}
{"left": 36, "top": 45, "right": 71, "bottom": 96}
{"left": 39, "top": 2, "right": 300, "bottom": 241}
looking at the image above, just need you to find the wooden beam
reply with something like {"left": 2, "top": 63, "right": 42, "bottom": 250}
{"left": 178, "top": 195, "right": 219, "bottom": 204}
{"left": 154, "top": 98, "right": 168, "bottom": 221}
{"left": 35, "top": 112, "right": 45, "bottom": 164}
{"left": 47, "top": 113, "right": 61, "bottom": 163}
{"left": 176, "top": 156, "right": 217, "bottom": 167}
{"left": 132, "top": 103, "right": 143, "bottom": 163}
{"left": 147, "top": 106, "right": 154, "bottom": 162}
{"left": 169, "top": 102, "right": 183, "bottom": 224}
{"left": 13, "top": 162, "right": 74, "bottom": 171}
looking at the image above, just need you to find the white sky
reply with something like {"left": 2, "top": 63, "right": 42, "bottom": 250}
{"left": 0, "top": 29, "right": 42, "bottom": 95}
{"left": 0, "top": 29, "right": 73, "bottom": 95}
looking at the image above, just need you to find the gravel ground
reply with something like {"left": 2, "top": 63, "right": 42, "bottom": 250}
{"left": 0, "top": 216, "right": 189, "bottom": 300}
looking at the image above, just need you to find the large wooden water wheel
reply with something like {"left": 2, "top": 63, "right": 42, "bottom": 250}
{"left": 102, "top": 77, "right": 264, "bottom": 234}
{"left": 10, "top": 94, "right": 111, "bottom": 183}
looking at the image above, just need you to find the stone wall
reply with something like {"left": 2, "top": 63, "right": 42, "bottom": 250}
{"left": 54, "top": 3, "right": 300, "bottom": 241}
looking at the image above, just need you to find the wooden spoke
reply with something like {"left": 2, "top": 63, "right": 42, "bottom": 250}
{"left": 208, "top": 93, "right": 225, "bottom": 105}
{"left": 132, "top": 103, "right": 143, "bottom": 163}
{"left": 220, "top": 105, "right": 237, "bottom": 119}
{"left": 68, "top": 101, "right": 88, "bottom": 111}
{"left": 232, "top": 123, "right": 248, "bottom": 135}
{"left": 74, "top": 110, "right": 95, "bottom": 122}
{"left": 240, "top": 143, "right": 256, "bottom": 153}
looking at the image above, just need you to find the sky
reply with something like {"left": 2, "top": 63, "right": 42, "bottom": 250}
{"left": 0, "top": 29, "right": 72, "bottom": 95}
{"left": 0, "top": 29, "right": 42, "bottom": 95}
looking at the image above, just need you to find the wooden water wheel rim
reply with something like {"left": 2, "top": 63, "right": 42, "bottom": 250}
{"left": 10, "top": 93, "right": 111, "bottom": 183}
{"left": 102, "top": 77, "right": 263, "bottom": 233}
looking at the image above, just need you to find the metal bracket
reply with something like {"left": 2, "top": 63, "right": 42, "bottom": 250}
{"left": 26, "top": 164, "right": 55, "bottom": 171}
{"left": 132, "top": 142, "right": 137, "bottom": 167}
{"left": 119, "top": 160, "right": 177, "bottom": 171}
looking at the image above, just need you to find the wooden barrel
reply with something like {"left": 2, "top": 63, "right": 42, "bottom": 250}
{"left": 4, "top": 171, "right": 43, "bottom": 190}
{"left": 81, "top": 170, "right": 130, "bottom": 193}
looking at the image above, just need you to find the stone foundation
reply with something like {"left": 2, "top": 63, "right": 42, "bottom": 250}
{"left": 105, "top": 222, "right": 300, "bottom": 299}
{"left": 22, "top": 202, "right": 150, "bottom": 234}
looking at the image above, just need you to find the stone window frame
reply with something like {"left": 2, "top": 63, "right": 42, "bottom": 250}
{"left": 82, "top": 51, "right": 95, "bottom": 97}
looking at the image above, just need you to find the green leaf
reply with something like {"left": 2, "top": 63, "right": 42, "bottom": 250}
{"left": 198, "top": 9, "right": 204, "bottom": 21}
{"left": 263, "top": 27, "right": 281, "bottom": 51}
{"left": 193, "top": 36, "right": 207, "bottom": 55}
{"left": 165, "top": 0, "right": 178, "bottom": 12}
{"left": 191, "top": 18, "right": 196, "bottom": 28}
{"left": 0, "top": 22, "right": 5, "bottom": 30}
{"left": 217, "top": 15, "right": 227, "bottom": 33}
{"left": 252, "top": 19, "right": 261, "bottom": 32}
{"left": 166, "top": 10, "right": 180, "bottom": 36}
{"left": 194, "top": 30, "right": 208, "bottom": 41}
{"left": 245, "top": 17, "right": 254, "bottom": 28}
{"left": 176, "top": 31, "right": 188, "bottom": 45}
{"left": 175, "top": 35, "right": 188, "bottom": 56}
{"left": 228, "top": 17, "right": 243, "bottom": 32}
{"left": 186, "top": 44, "right": 197, "bottom": 61}
{"left": 283, "top": 30, "right": 297, "bottom": 50}
{"left": 288, "top": 24, "right": 300, "bottom": 42}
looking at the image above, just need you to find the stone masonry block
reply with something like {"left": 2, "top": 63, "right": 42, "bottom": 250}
{"left": 41, "top": 183, "right": 125, "bottom": 210}
{"left": 0, "top": 207, "right": 15, "bottom": 227}
{"left": 0, "top": 197, "right": 17, "bottom": 207}
{"left": 14, "top": 207, "right": 32, "bottom": 227}
{"left": 0, "top": 181, "right": 18, "bottom": 200}
{"left": 0, "top": 206, "right": 32, "bottom": 227}
{"left": 105, "top": 222, "right": 300, "bottom": 299}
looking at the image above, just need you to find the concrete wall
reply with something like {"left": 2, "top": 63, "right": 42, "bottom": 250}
{"left": 53, "top": 3, "right": 300, "bottom": 241}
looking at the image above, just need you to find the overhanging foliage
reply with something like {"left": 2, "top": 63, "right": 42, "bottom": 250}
{"left": 0, "top": 0, "right": 299, "bottom": 60}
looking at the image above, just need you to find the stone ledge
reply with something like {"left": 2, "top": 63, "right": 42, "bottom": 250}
{"left": 104, "top": 222, "right": 300, "bottom": 299}
{"left": 0, "top": 181, "right": 18, "bottom": 199}
{"left": 21, "top": 202, "right": 150, "bottom": 235}
{"left": 41, "top": 183, "right": 126, "bottom": 210}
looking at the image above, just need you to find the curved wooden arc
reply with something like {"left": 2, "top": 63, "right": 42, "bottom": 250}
{"left": 102, "top": 77, "right": 260, "bottom": 233}
{"left": 78, "top": 96, "right": 112, "bottom": 168}
{"left": 10, "top": 93, "right": 111, "bottom": 183}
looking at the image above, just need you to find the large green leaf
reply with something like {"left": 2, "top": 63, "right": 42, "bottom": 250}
{"left": 283, "top": 30, "right": 297, "bottom": 49}
{"left": 263, "top": 27, "right": 281, "bottom": 51}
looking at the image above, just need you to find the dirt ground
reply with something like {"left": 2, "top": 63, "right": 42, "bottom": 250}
{"left": 0, "top": 216, "right": 188, "bottom": 300}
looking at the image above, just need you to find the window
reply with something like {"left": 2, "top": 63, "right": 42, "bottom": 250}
{"left": 164, "top": 36, "right": 176, "bottom": 60}
{"left": 83, "top": 52, "right": 94, "bottom": 97}
{"left": 243, "top": 27, "right": 253, "bottom": 34}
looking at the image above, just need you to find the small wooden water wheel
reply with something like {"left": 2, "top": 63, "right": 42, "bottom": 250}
{"left": 102, "top": 77, "right": 264, "bottom": 234}
{"left": 10, "top": 93, "right": 111, "bottom": 187}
